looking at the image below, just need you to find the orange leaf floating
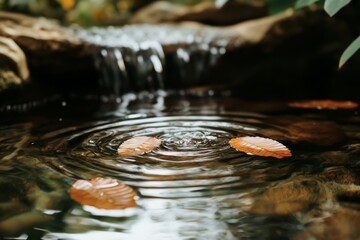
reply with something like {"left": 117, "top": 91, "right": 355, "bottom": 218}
{"left": 229, "top": 136, "right": 292, "bottom": 159}
{"left": 118, "top": 136, "right": 161, "bottom": 156}
{"left": 288, "top": 100, "right": 358, "bottom": 110}
{"left": 69, "top": 177, "right": 136, "bottom": 210}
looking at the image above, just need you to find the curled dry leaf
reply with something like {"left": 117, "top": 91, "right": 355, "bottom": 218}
{"left": 288, "top": 100, "right": 358, "bottom": 110}
{"left": 118, "top": 136, "right": 161, "bottom": 156}
{"left": 229, "top": 136, "right": 292, "bottom": 159}
{"left": 69, "top": 177, "right": 136, "bottom": 210}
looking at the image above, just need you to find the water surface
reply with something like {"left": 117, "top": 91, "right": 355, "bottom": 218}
{"left": 1, "top": 95, "right": 360, "bottom": 239}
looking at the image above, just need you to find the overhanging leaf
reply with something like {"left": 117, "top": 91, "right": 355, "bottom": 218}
{"left": 118, "top": 136, "right": 161, "bottom": 156}
{"left": 69, "top": 177, "right": 137, "bottom": 210}
{"left": 339, "top": 36, "right": 360, "bottom": 69}
{"left": 324, "top": 0, "right": 351, "bottom": 17}
{"left": 295, "top": 0, "right": 320, "bottom": 8}
{"left": 288, "top": 100, "right": 358, "bottom": 109}
{"left": 229, "top": 136, "right": 292, "bottom": 159}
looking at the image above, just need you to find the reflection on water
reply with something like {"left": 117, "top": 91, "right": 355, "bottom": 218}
{"left": 1, "top": 96, "right": 360, "bottom": 239}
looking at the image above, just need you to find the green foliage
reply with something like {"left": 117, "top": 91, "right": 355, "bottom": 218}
{"left": 267, "top": 0, "right": 323, "bottom": 14}
{"left": 324, "top": 0, "right": 351, "bottom": 17}
{"left": 267, "top": 0, "right": 296, "bottom": 14}
{"left": 268, "top": 0, "right": 359, "bottom": 67}
{"left": 339, "top": 36, "right": 360, "bottom": 69}
{"left": 294, "top": 0, "right": 319, "bottom": 8}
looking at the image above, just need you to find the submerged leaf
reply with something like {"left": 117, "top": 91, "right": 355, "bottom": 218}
{"left": 118, "top": 136, "right": 161, "bottom": 156}
{"left": 288, "top": 100, "right": 358, "bottom": 110}
{"left": 229, "top": 136, "right": 292, "bottom": 159}
{"left": 69, "top": 178, "right": 136, "bottom": 210}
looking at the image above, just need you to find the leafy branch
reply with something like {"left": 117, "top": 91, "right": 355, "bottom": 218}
{"left": 268, "top": 0, "right": 359, "bottom": 68}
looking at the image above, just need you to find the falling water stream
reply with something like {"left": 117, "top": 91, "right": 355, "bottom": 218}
{"left": 1, "top": 25, "right": 360, "bottom": 240}
{"left": 74, "top": 24, "right": 228, "bottom": 97}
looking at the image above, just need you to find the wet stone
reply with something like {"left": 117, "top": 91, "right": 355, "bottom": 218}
{"left": 343, "top": 143, "right": 360, "bottom": 154}
{"left": 0, "top": 12, "right": 91, "bottom": 77}
{"left": 0, "top": 156, "right": 70, "bottom": 237}
{"left": 319, "top": 151, "right": 353, "bottom": 166}
{"left": 0, "top": 36, "right": 29, "bottom": 91}
{"left": 249, "top": 177, "right": 360, "bottom": 218}
{"left": 317, "top": 166, "right": 360, "bottom": 185}
{"left": 0, "top": 69, "right": 23, "bottom": 91}
{"left": 0, "top": 12, "right": 82, "bottom": 53}
{"left": 249, "top": 178, "right": 330, "bottom": 215}
{"left": 294, "top": 206, "right": 360, "bottom": 240}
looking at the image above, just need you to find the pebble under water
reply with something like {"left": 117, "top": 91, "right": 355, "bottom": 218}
{"left": 1, "top": 94, "right": 360, "bottom": 240}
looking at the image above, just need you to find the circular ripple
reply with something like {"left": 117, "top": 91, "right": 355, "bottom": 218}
{"left": 38, "top": 114, "right": 291, "bottom": 198}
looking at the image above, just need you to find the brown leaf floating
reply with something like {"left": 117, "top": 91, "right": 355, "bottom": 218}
{"left": 229, "top": 136, "right": 292, "bottom": 159}
{"left": 69, "top": 177, "right": 136, "bottom": 210}
{"left": 288, "top": 100, "right": 358, "bottom": 110}
{"left": 118, "top": 136, "right": 161, "bottom": 156}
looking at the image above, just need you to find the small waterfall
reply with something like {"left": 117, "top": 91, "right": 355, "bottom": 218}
{"left": 171, "top": 42, "right": 226, "bottom": 88}
{"left": 74, "top": 25, "right": 229, "bottom": 99}
{"left": 93, "top": 41, "right": 165, "bottom": 96}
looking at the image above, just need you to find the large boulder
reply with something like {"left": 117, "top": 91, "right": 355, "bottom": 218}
{"left": 0, "top": 12, "right": 92, "bottom": 76}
